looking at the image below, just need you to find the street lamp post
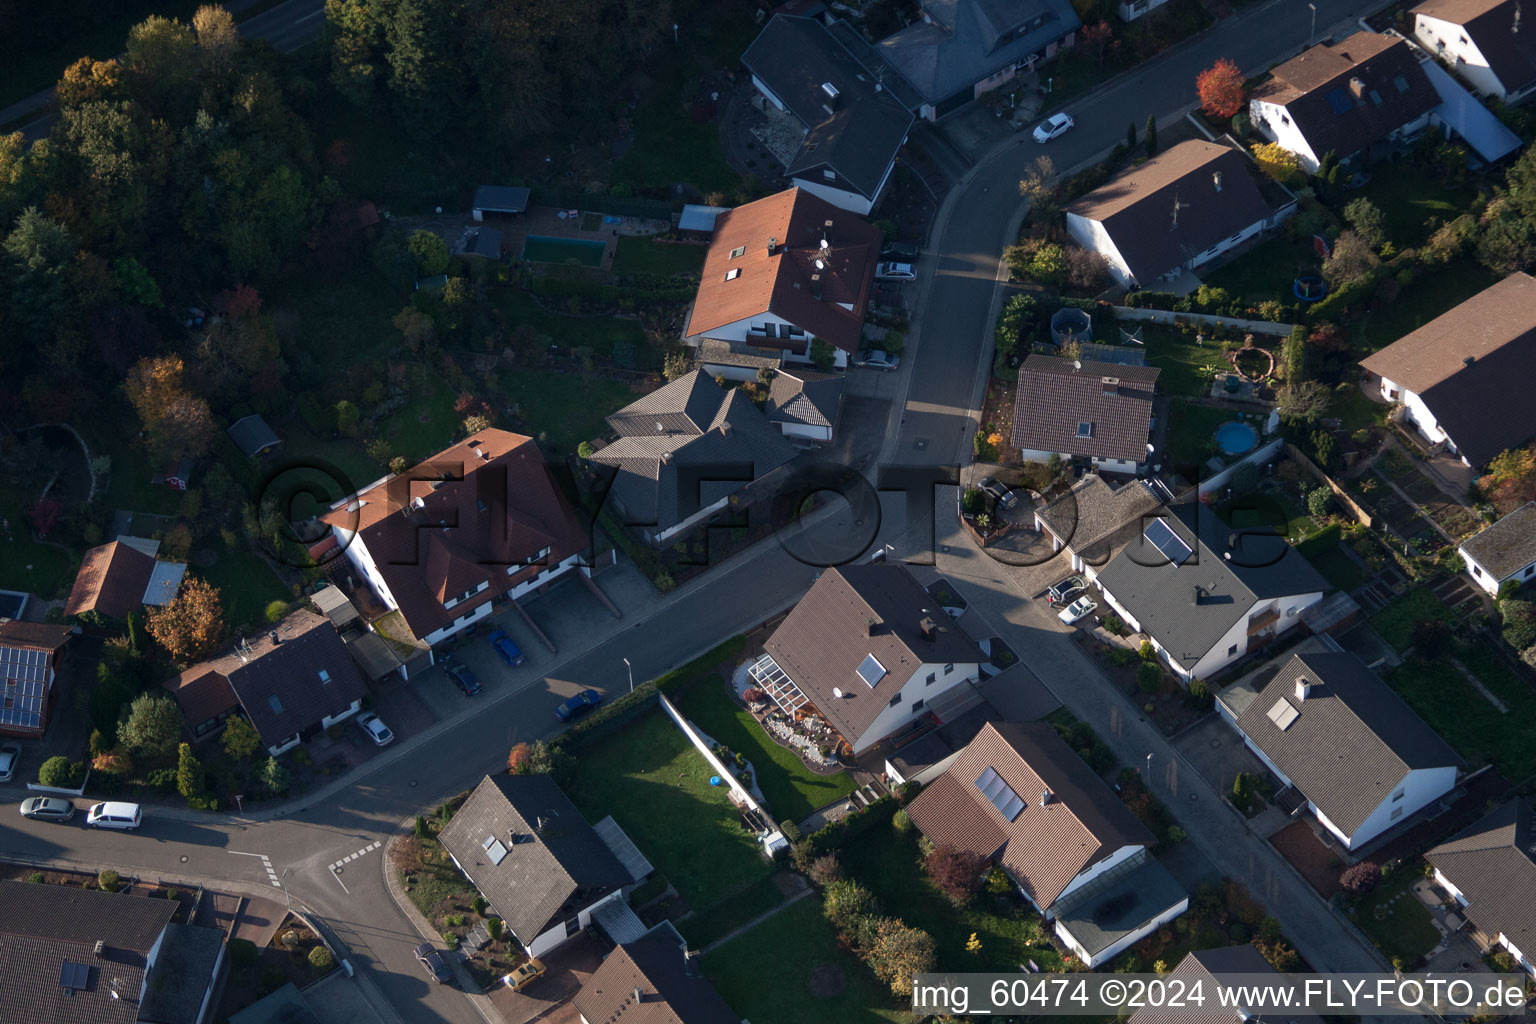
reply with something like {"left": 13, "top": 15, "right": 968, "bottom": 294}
{"left": 623, "top": 657, "right": 634, "bottom": 693}
{"left": 1308, "top": 3, "right": 1317, "bottom": 43}
{"left": 1145, "top": 753, "right": 1154, "bottom": 783}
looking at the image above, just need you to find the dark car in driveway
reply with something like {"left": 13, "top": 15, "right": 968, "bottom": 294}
{"left": 415, "top": 943, "right": 453, "bottom": 985}
{"left": 445, "top": 662, "right": 482, "bottom": 696}
{"left": 489, "top": 630, "right": 524, "bottom": 667}
{"left": 1047, "top": 575, "right": 1087, "bottom": 606}
{"left": 978, "top": 476, "right": 1019, "bottom": 510}
{"left": 555, "top": 688, "right": 602, "bottom": 722}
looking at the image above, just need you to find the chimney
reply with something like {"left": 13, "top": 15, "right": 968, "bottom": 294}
{"left": 94, "top": 940, "right": 106, "bottom": 958}
{"left": 269, "top": 630, "right": 280, "bottom": 646}
{"left": 1464, "top": 355, "right": 1475, "bottom": 366}
{"left": 918, "top": 616, "right": 937, "bottom": 641}
{"left": 820, "top": 81, "right": 840, "bottom": 110}
{"left": 1040, "top": 789, "right": 1053, "bottom": 807}
{"left": 660, "top": 451, "right": 673, "bottom": 465}
{"left": 866, "top": 618, "right": 879, "bottom": 636}
{"left": 811, "top": 273, "right": 822, "bottom": 299}
{"left": 1101, "top": 376, "right": 1120, "bottom": 397}
{"left": 1296, "top": 677, "right": 1312, "bottom": 702}
{"left": 767, "top": 236, "right": 779, "bottom": 256}
{"left": 1212, "top": 171, "right": 1222, "bottom": 192}
{"left": 1193, "top": 585, "right": 1206, "bottom": 605}
{"left": 720, "top": 421, "right": 733, "bottom": 438}
{"left": 1349, "top": 76, "right": 1365, "bottom": 99}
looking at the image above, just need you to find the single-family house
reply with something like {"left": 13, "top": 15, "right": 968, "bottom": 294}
{"left": 766, "top": 367, "right": 844, "bottom": 444}
{"left": 1034, "top": 473, "right": 1164, "bottom": 571}
{"left": 319, "top": 429, "right": 590, "bottom": 647}
{"left": 1359, "top": 273, "right": 1536, "bottom": 468}
{"left": 1249, "top": 32, "right": 1440, "bottom": 173}
{"left": 589, "top": 370, "right": 797, "bottom": 546}
{"left": 1460, "top": 501, "right": 1536, "bottom": 595}
{"left": 0, "top": 619, "right": 73, "bottom": 738}
{"left": 0, "top": 878, "right": 227, "bottom": 1024}
{"left": 678, "top": 204, "right": 730, "bottom": 237}
{"left": 1118, "top": 0, "right": 1174, "bottom": 22}
{"left": 1414, "top": 0, "right": 1536, "bottom": 102}
{"left": 572, "top": 926, "right": 739, "bottom": 1024}
{"left": 1011, "top": 356, "right": 1160, "bottom": 473}
{"left": 227, "top": 414, "right": 282, "bottom": 459}
{"left": 1218, "top": 648, "right": 1462, "bottom": 850}
{"left": 752, "top": 564, "right": 985, "bottom": 755}
{"left": 1064, "top": 140, "right": 1293, "bottom": 290}
{"left": 472, "top": 186, "right": 530, "bottom": 221}
{"left": 1128, "top": 946, "right": 1323, "bottom": 1024}
{"left": 1426, "top": 799, "right": 1536, "bottom": 975}
{"left": 162, "top": 609, "right": 369, "bottom": 755}
{"left": 438, "top": 774, "right": 653, "bottom": 958}
{"left": 683, "top": 187, "right": 881, "bottom": 360}
{"left": 1089, "top": 502, "right": 1329, "bottom": 681}
{"left": 64, "top": 537, "right": 187, "bottom": 621}
{"left": 742, "top": 16, "right": 914, "bottom": 215}
{"left": 905, "top": 722, "right": 1188, "bottom": 966}
{"left": 875, "top": 0, "right": 1081, "bottom": 120}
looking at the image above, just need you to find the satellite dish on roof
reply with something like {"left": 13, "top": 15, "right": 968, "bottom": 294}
{"left": 815, "top": 258, "right": 825, "bottom": 270}
{"left": 820, "top": 237, "right": 830, "bottom": 250}
{"left": 833, "top": 687, "right": 844, "bottom": 698}
{"left": 1073, "top": 359, "right": 1082, "bottom": 371}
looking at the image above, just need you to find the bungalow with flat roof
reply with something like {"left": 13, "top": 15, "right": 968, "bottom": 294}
{"left": 1034, "top": 474, "right": 1164, "bottom": 571}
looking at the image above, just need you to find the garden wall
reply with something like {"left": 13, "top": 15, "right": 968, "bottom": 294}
{"left": 1197, "top": 438, "right": 1284, "bottom": 497}
{"left": 1283, "top": 442, "right": 1375, "bottom": 529}
{"left": 1110, "top": 307, "right": 1296, "bottom": 337}
{"left": 657, "top": 692, "right": 780, "bottom": 853}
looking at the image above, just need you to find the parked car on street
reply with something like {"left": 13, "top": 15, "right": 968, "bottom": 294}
{"left": 854, "top": 349, "right": 900, "bottom": 371}
{"left": 415, "top": 943, "right": 453, "bottom": 985}
{"left": 555, "top": 688, "right": 603, "bottom": 722}
{"left": 978, "top": 476, "right": 1019, "bottom": 510}
{"left": 1046, "top": 575, "right": 1087, "bottom": 606}
{"left": 503, "top": 958, "right": 547, "bottom": 992}
{"left": 446, "top": 662, "right": 482, "bottom": 696}
{"left": 0, "top": 742, "right": 20, "bottom": 782}
{"left": 875, "top": 261, "right": 916, "bottom": 281}
{"left": 1057, "top": 595, "right": 1098, "bottom": 625}
{"left": 19, "top": 797, "right": 75, "bottom": 822}
{"left": 1032, "top": 112, "right": 1075, "bottom": 143}
{"left": 87, "top": 802, "right": 142, "bottom": 830}
{"left": 489, "top": 630, "right": 525, "bottom": 667}
{"left": 356, "top": 712, "right": 394, "bottom": 747}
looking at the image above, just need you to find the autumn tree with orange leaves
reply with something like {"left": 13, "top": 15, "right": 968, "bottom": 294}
{"left": 146, "top": 576, "right": 228, "bottom": 665}
{"left": 124, "top": 354, "right": 216, "bottom": 459}
{"left": 1197, "top": 58, "right": 1247, "bottom": 120}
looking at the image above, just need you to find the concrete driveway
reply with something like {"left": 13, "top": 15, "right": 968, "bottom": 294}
{"left": 1173, "top": 714, "right": 1272, "bottom": 807}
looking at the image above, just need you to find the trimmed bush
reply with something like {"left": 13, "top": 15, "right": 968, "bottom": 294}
{"left": 1137, "top": 662, "right": 1162, "bottom": 693}
{"left": 308, "top": 946, "right": 335, "bottom": 973}
{"left": 892, "top": 808, "right": 913, "bottom": 833}
{"left": 230, "top": 938, "right": 259, "bottom": 966}
{"left": 1339, "top": 861, "right": 1381, "bottom": 895}
{"left": 97, "top": 869, "right": 120, "bottom": 893}
{"left": 38, "top": 756, "right": 79, "bottom": 788}
{"left": 779, "top": 819, "right": 802, "bottom": 843}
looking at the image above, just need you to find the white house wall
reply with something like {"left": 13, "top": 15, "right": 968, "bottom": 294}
{"left": 651, "top": 496, "right": 732, "bottom": 546}
{"left": 1414, "top": 14, "right": 1507, "bottom": 99}
{"left": 1067, "top": 212, "right": 1135, "bottom": 288}
{"left": 1184, "top": 592, "right": 1323, "bottom": 680}
{"left": 778, "top": 421, "right": 834, "bottom": 442}
{"left": 793, "top": 175, "right": 878, "bottom": 216}
{"left": 848, "top": 661, "right": 981, "bottom": 753}
{"left": 524, "top": 890, "right": 625, "bottom": 958}
{"left": 332, "top": 526, "right": 399, "bottom": 614}
{"left": 1055, "top": 895, "right": 1189, "bottom": 967}
{"left": 1249, "top": 99, "right": 1322, "bottom": 172}
{"left": 1345, "top": 765, "right": 1458, "bottom": 849}
{"left": 696, "top": 311, "right": 802, "bottom": 347}
{"left": 1462, "top": 547, "right": 1536, "bottom": 595}
{"left": 1119, "top": 0, "right": 1172, "bottom": 21}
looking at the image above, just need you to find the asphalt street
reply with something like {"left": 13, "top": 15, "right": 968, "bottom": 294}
{"left": 2, "top": 0, "right": 1403, "bottom": 1020}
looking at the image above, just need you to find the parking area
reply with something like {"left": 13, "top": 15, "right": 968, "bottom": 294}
{"left": 1172, "top": 715, "right": 1271, "bottom": 806}
{"left": 487, "top": 932, "right": 606, "bottom": 1024}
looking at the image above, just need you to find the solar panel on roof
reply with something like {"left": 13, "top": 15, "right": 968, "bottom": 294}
{"left": 59, "top": 961, "right": 90, "bottom": 990}
{"left": 1143, "top": 518, "right": 1192, "bottom": 566}
{"left": 975, "top": 766, "right": 1026, "bottom": 821}
{"left": 856, "top": 654, "right": 886, "bottom": 687}
{"left": 1325, "top": 88, "right": 1353, "bottom": 114}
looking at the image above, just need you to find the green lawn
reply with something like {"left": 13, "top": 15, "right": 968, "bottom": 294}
{"left": 1353, "top": 259, "right": 1498, "bottom": 350}
{"left": 1296, "top": 525, "right": 1368, "bottom": 592}
{"left": 564, "top": 706, "right": 772, "bottom": 916}
{"left": 1330, "top": 381, "right": 1389, "bottom": 434}
{"left": 1164, "top": 400, "right": 1237, "bottom": 469}
{"left": 0, "top": 493, "right": 77, "bottom": 600}
{"left": 1141, "top": 325, "right": 1221, "bottom": 398}
{"left": 264, "top": 418, "right": 384, "bottom": 506}
{"left": 1385, "top": 649, "right": 1536, "bottom": 780}
{"left": 1369, "top": 587, "right": 1457, "bottom": 650}
{"left": 1352, "top": 165, "right": 1477, "bottom": 249}
{"left": 1218, "top": 486, "right": 1317, "bottom": 542}
{"left": 376, "top": 375, "right": 462, "bottom": 464}
{"left": 1352, "top": 864, "right": 1441, "bottom": 966}
{"left": 503, "top": 369, "right": 637, "bottom": 455}
{"left": 701, "top": 896, "right": 907, "bottom": 1023}
{"left": 496, "top": 290, "right": 655, "bottom": 368}
{"left": 670, "top": 678, "right": 858, "bottom": 823}
{"left": 840, "top": 817, "right": 1070, "bottom": 976}
{"left": 266, "top": 268, "right": 406, "bottom": 375}
{"left": 196, "top": 538, "right": 291, "bottom": 631}
{"left": 612, "top": 236, "right": 707, "bottom": 276}
{"left": 611, "top": 55, "right": 742, "bottom": 196}
{"left": 1201, "top": 233, "right": 1321, "bottom": 307}
{"left": 676, "top": 873, "right": 787, "bottom": 948}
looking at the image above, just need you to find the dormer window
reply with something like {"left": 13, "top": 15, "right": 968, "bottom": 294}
{"left": 318, "top": 669, "right": 331, "bottom": 683}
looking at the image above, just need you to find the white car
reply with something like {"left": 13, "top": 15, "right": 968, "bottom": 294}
{"left": 874, "top": 261, "right": 916, "bottom": 281}
{"left": 87, "top": 802, "right": 142, "bottom": 830}
{"left": 1057, "top": 595, "right": 1098, "bottom": 625}
{"left": 1033, "top": 112, "right": 1075, "bottom": 143}
{"left": 357, "top": 712, "right": 394, "bottom": 747}
{"left": 0, "top": 742, "right": 20, "bottom": 782}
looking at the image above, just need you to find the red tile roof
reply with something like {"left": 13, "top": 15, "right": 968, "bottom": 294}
{"left": 687, "top": 188, "right": 880, "bottom": 353}
{"left": 0, "top": 619, "right": 72, "bottom": 652}
{"left": 905, "top": 722, "right": 1152, "bottom": 909}
{"left": 318, "top": 430, "right": 587, "bottom": 642}
{"left": 64, "top": 541, "right": 157, "bottom": 619}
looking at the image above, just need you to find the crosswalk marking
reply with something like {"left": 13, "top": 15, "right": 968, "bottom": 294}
{"left": 329, "top": 839, "right": 382, "bottom": 873}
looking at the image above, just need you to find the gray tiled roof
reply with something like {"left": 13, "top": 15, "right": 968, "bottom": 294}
{"left": 1093, "top": 503, "right": 1329, "bottom": 671}
{"left": 138, "top": 924, "right": 225, "bottom": 1024}
{"left": 1129, "top": 946, "right": 1324, "bottom": 1024}
{"left": 1011, "top": 356, "right": 1159, "bottom": 462}
{"left": 1460, "top": 501, "right": 1536, "bottom": 580}
{"left": 1233, "top": 651, "right": 1461, "bottom": 837}
{"left": 227, "top": 414, "right": 281, "bottom": 458}
{"left": 1036, "top": 475, "right": 1163, "bottom": 557}
{"left": 1426, "top": 799, "right": 1536, "bottom": 952}
{"left": 472, "top": 186, "right": 529, "bottom": 213}
{"left": 573, "top": 929, "right": 740, "bottom": 1023}
{"left": 438, "top": 775, "right": 631, "bottom": 946}
{"left": 876, "top": 0, "right": 1081, "bottom": 105}
{"left": 766, "top": 369, "right": 843, "bottom": 429}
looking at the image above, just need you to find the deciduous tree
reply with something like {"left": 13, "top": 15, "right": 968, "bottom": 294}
{"left": 1343, "top": 197, "right": 1386, "bottom": 249}
{"left": 1196, "top": 58, "right": 1246, "bottom": 119}
{"left": 146, "top": 576, "right": 228, "bottom": 664}
{"left": 118, "top": 693, "right": 184, "bottom": 757}
{"left": 125, "top": 355, "right": 217, "bottom": 458}
{"left": 1321, "top": 230, "right": 1379, "bottom": 288}
{"left": 1277, "top": 380, "right": 1331, "bottom": 423}
{"left": 866, "top": 918, "right": 936, "bottom": 996}
{"left": 223, "top": 715, "right": 261, "bottom": 760}
{"left": 924, "top": 845, "right": 987, "bottom": 906}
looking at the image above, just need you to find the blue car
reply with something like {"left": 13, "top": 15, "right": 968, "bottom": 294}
{"left": 489, "top": 630, "right": 525, "bottom": 667}
{"left": 446, "top": 662, "right": 482, "bottom": 696}
{"left": 555, "top": 689, "right": 602, "bottom": 722}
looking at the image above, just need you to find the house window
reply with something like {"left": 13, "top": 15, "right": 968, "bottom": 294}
{"left": 926, "top": 672, "right": 936, "bottom": 685}
{"left": 943, "top": 664, "right": 954, "bottom": 674}
{"left": 564, "top": 917, "right": 580, "bottom": 937}
{"left": 1525, "top": 565, "right": 1535, "bottom": 577}
{"left": 1286, "top": 606, "right": 1297, "bottom": 616}
{"left": 1392, "top": 790, "right": 1405, "bottom": 802}
{"left": 318, "top": 669, "right": 331, "bottom": 683}
{"left": 729, "top": 245, "right": 746, "bottom": 259}
{"left": 1391, "top": 806, "right": 1404, "bottom": 820}
{"left": 1473, "top": 565, "right": 1483, "bottom": 577}
{"left": 1227, "top": 644, "right": 1238, "bottom": 656}
{"left": 724, "top": 269, "right": 740, "bottom": 281}
{"left": 785, "top": 325, "right": 804, "bottom": 337}
{"left": 888, "top": 692, "right": 902, "bottom": 708}
{"left": 912, "top": 698, "right": 925, "bottom": 712}
{"left": 823, "top": 170, "right": 836, "bottom": 181}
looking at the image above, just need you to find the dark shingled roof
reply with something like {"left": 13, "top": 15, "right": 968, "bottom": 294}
{"left": 1093, "top": 503, "right": 1329, "bottom": 671}
{"left": 591, "top": 372, "right": 796, "bottom": 533}
{"left": 763, "top": 564, "right": 983, "bottom": 745}
{"left": 1066, "top": 141, "right": 1279, "bottom": 286}
{"left": 138, "top": 924, "right": 226, "bottom": 1024}
{"left": 163, "top": 609, "right": 368, "bottom": 748}
{"left": 1234, "top": 651, "right": 1461, "bottom": 837}
{"left": 1129, "top": 946, "right": 1325, "bottom": 1024}
{"left": 472, "top": 186, "right": 529, "bottom": 213}
{"left": 438, "top": 775, "right": 631, "bottom": 946}
{"left": 766, "top": 368, "right": 844, "bottom": 430}
{"left": 1253, "top": 33, "right": 1439, "bottom": 162}
{"left": 1461, "top": 501, "right": 1536, "bottom": 580}
{"left": 905, "top": 722, "right": 1153, "bottom": 910}
{"left": 0, "top": 879, "right": 177, "bottom": 1024}
{"left": 1359, "top": 273, "right": 1536, "bottom": 467}
{"left": 1011, "top": 356, "right": 1160, "bottom": 462}
{"left": 227, "top": 414, "right": 281, "bottom": 458}
{"left": 743, "top": 16, "right": 913, "bottom": 202}
{"left": 876, "top": 0, "right": 1080, "bottom": 105}
{"left": 1414, "top": 0, "right": 1536, "bottom": 96}
{"left": 228, "top": 984, "right": 321, "bottom": 1024}
{"left": 572, "top": 929, "right": 739, "bottom": 1023}
{"left": 1427, "top": 799, "right": 1536, "bottom": 954}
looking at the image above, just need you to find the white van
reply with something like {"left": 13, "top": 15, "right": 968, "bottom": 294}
{"left": 86, "top": 802, "right": 142, "bottom": 830}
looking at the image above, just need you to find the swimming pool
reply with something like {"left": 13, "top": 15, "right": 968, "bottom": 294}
{"left": 1216, "top": 421, "right": 1258, "bottom": 456}
{"left": 521, "top": 235, "right": 606, "bottom": 266}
